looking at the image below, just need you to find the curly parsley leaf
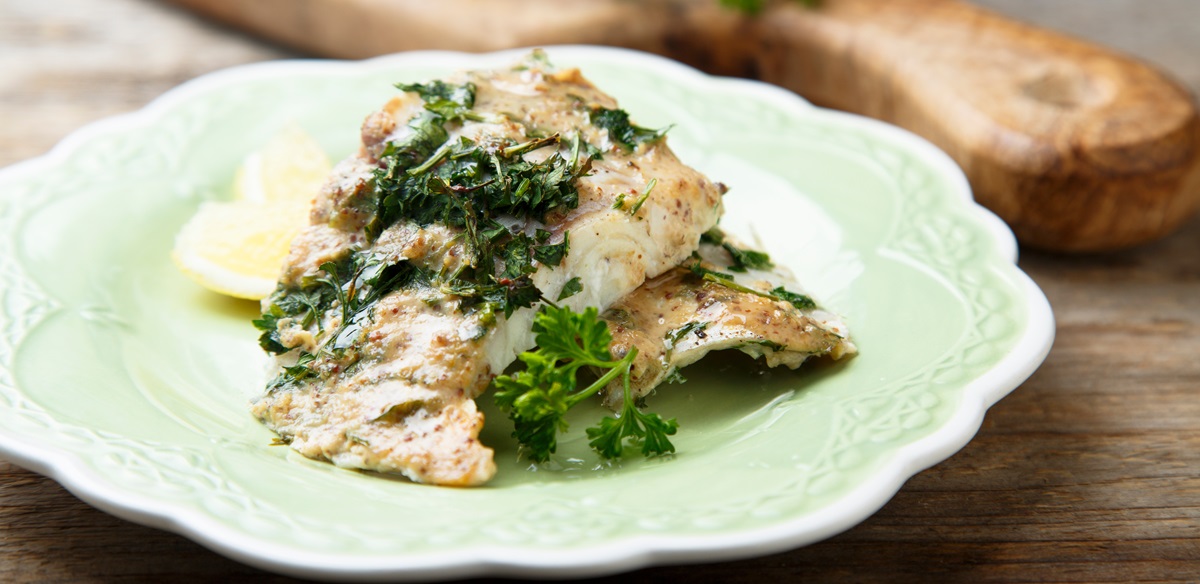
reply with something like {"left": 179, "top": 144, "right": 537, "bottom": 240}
{"left": 587, "top": 373, "right": 678, "bottom": 458}
{"left": 492, "top": 305, "right": 675, "bottom": 462}
{"left": 492, "top": 354, "right": 575, "bottom": 457}
{"left": 530, "top": 304, "right": 613, "bottom": 364}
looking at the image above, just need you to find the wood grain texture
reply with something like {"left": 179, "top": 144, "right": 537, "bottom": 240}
{"left": 166, "top": 0, "right": 1200, "bottom": 252}
{"left": 742, "top": 0, "right": 1200, "bottom": 252}
{"left": 1, "top": 0, "right": 1199, "bottom": 582}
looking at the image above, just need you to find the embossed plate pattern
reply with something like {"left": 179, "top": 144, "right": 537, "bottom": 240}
{"left": 0, "top": 47, "right": 1053, "bottom": 581}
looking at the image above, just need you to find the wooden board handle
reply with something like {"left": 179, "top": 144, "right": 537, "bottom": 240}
{"left": 168, "top": 0, "right": 1200, "bottom": 251}
{"left": 671, "top": 0, "right": 1200, "bottom": 251}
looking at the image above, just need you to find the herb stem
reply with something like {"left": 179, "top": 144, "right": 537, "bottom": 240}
{"left": 568, "top": 346, "right": 639, "bottom": 408}
{"left": 702, "top": 272, "right": 778, "bottom": 301}
{"left": 502, "top": 134, "right": 561, "bottom": 158}
{"left": 406, "top": 141, "right": 453, "bottom": 176}
{"left": 628, "top": 178, "right": 657, "bottom": 216}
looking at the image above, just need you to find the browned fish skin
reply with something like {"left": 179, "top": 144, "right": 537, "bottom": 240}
{"left": 601, "top": 241, "right": 856, "bottom": 409}
{"left": 252, "top": 54, "right": 723, "bottom": 486}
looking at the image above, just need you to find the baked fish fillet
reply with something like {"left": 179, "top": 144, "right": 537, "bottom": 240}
{"left": 600, "top": 234, "right": 856, "bottom": 408}
{"left": 252, "top": 54, "right": 723, "bottom": 486}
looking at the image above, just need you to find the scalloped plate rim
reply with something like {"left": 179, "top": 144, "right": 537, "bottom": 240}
{"left": 0, "top": 46, "right": 1054, "bottom": 581}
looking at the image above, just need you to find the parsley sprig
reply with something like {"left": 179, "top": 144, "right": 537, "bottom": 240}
{"left": 256, "top": 63, "right": 687, "bottom": 463}
{"left": 586, "top": 371, "right": 679, "bottom": 459}
{"left": 493, "top": 304, "right": 678, "bottom": 462}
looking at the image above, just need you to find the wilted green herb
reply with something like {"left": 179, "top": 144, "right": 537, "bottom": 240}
{"left": 666, "top": 321, "right": 709, "bottom": 348}
{"left": 687, "top": 260, "right": 818, "bottom": 312}
{"left": 699, "top": 227, "right": 725, "bottom": 245}
{"left": 253, "top": 285, "right": 336, "bottom": 354}
{"left": 687, "top": 262, "right": 735, "bottom": 281}
{"left": 628, "top": 178, "right": 657, "bottom": 217}
{"left": 589, "top": 107, "right": 668, "bottom": 151}
{"left": 257, "top": 77, "right": 597, "bottom": 388}
{"left": 699, "top": 227, "right": 773, "bottom": 272}
{"left": 557, "top": 277, "right": 584, "bottom": 301}
{"left": 722, "top": 243, "right": 773, "bottom": 273}
{"left": 770, "top": 286, "right": 816, "bottom": 310}
{"left": 533, "top": 232, "right": 571, "bottom": 267}
{"left": 395, "top": 80, "right": 477, "bottom": 121}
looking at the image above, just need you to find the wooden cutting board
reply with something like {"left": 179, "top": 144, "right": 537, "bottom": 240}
{"left": 168, "top": 0, "right": 1200, "bottom": 252}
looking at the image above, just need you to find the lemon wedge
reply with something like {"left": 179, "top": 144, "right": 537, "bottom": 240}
{"left": 173, "top": 125, "right": 328, "bottom": 300}
{"left": 233, "top": 123, "right": 331, "bottom": 204}
{"left": 172, "top": 200, "right": 310, "bottom": 300}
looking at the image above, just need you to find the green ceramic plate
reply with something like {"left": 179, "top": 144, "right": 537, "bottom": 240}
{"left": 0, "top": 47, "right": 1053, "bottom": 580}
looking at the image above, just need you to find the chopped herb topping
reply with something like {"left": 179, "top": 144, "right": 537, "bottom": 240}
{"left": 257, "top": 77, "right": 599, "bottom": 389}
{"left": 769, "top": 286, "right": 817, "bottom": 310}
{"left": 513, "top": 48, "right": 554, "bottom": 72}
{"left": 273, "top": 352, "right": 318, "bottom": 389}
{"left": 687, "top": 260, "right": 818, "bottom": 312}
{"left": 533, "top": 232, "right": 570, "bottom": 267}
{"left": 699, "top": 227, "right": 725, "bottom": 245}
{"left": 613, "top": 178, "right": 659, "bottom": 217}
{"left": 255, "top": 252, "right": 429, "bottom": 391}
{"left": 666, "top": 321, "right": 709, "bottom": 349}
{"left": 628, "top": 178, "right": 657, "bottom": 217}
{"left": 557, "top": 277, "right": 584, "bottom": 301}
{"left": 253, "top": 285, "right": 335, "bottom": 354}
{"left": 687, "top": 262, "right": 735, "bottom": 281}
{"left": 589, "top": 107, "right": 669, "bottom": 151}
{"left": 722, "top": 242, "right": 773, "bottom": 273}
{"left": 395, "top": 80, "right": 477, "bottom": 121}
{"left": 699, "top": 227, "right": 773, "bottom": 272}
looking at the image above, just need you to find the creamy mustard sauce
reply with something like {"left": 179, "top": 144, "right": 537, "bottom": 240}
{"left": 601, "top": 240, "right": 857, "bottom": 409}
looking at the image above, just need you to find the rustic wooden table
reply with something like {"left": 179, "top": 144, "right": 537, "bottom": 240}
{"left": 1, "top": 0, "right": 1197, "bottom": 582}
